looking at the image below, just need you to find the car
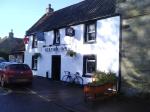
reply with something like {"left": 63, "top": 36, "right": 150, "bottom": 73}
{"left": 0, "top": 62, "right": 33, "bottom": 87}
{"left": 0, "top": 58, "right": 6, "bottom": 63}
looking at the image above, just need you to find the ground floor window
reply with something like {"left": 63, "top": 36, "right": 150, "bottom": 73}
{"left": 32, "top": 56, "right": 38, "bottom": 70}
{"left": 83, "top": 55, "right": 96, "bottom": 77}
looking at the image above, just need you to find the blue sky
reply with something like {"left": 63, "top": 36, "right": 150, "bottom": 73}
{"left": 0, "top": 0, "right": 83, "bottom": 38}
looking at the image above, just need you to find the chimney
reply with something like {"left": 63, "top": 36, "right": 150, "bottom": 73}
{"left": 46, "top": 4, "right": 54, "bottom": 15}
{"left": 9, "top": 29, "right": 14, "bottom": 38}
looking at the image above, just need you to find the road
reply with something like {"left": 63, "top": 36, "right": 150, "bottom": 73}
{"left": 0, "top": 76, "right": 150, "bottom": 112}
{"left": 0, "top": 77, "right": 81, "bottom": 112}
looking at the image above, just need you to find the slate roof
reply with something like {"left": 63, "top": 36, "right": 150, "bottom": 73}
{"left": 0, "top": 37, "right": 25, "bottom": 54}
{"left": 26, "top": 0, "right": 116, "bottom": 35}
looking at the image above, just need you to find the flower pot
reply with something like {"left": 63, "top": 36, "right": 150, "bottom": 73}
{"left": 84, "top": 83, "right": 114, "bottom": 101}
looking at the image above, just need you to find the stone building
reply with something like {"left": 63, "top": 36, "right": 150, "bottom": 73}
{"left": 0, "top": 30, "right": 25, "bottom": 63}
{"left": 117, "top": 0, "right": 150, "bottom": 95}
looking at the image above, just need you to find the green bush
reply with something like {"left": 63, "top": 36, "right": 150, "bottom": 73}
{"left": 90, "top": 71, "right": 117, "bottom": 86}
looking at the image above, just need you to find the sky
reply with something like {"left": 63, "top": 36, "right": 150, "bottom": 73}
{"left": 0, "top": 0, "right": 83, "bottom": 38}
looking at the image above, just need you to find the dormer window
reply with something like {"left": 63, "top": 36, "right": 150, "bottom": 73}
{"left": 53, "top": 29, "right": 60, "bottom": 45}
{"left": 84, "top": 22, "right": 96, "bottom": 43}
{"left": 32, "top": 35, "right": 38, "bottom": 48}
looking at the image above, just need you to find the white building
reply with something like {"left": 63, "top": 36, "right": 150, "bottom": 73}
{"left": 24, "top": 0, "right": 121, "bottom": 85}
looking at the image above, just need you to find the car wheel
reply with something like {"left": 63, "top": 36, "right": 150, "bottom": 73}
{"left": 1, "top": 76, "right": 6, "bottom": 87}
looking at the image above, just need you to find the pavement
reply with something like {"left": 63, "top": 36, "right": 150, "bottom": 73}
{"left": 30, "top": 76, "right": 150, "bottom": 112}
{"left": 0, "top": 76, "right": 150, "bottom": 112}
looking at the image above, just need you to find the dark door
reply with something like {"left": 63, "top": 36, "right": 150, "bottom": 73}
{"left": 51, "top": 55, "right": 61, "bottom": 81}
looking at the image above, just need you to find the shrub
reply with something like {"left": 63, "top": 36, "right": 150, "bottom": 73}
{"left": 90, "top": 71, "right": 117, "bottom": 86}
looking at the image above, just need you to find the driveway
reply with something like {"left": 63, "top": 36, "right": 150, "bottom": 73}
{"left": 0, "top": 76, "right": 150, "bottom": 112}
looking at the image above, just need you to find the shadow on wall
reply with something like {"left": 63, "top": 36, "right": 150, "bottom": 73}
{"left": 121, "top": 15, "right": 150, "bottom": 95}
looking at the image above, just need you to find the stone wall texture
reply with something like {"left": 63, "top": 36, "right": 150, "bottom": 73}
{"left": 116, "top": 0, "right": 150, "bottom": 95}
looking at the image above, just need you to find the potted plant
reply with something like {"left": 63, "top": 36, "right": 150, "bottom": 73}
{"left": 91, "top": 71, "right": 116, "bottom": 86}
{"left": 66, "top": 49, "right": 76, "bottom": 57}
{"left": 84, "top": 71, "right": 117, "bottom": 101}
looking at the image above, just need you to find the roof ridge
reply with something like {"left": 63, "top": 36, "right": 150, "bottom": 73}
{"left": 54, "top": 0, "right": 85, "bottom": 13}
{"left": 27, "top": 0, "right": 116, "bottom": 35}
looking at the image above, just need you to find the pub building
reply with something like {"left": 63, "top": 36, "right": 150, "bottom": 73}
{"left": 24, "top": 0, "right": 121, "bottom": 85}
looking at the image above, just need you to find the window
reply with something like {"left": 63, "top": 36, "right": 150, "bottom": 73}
{"left": 53, "top": 29, "right": 60, "bottom": 45}
{"left": 83, "top": 55, "right": 96, "bottom": 77}
{"left": 7, "top": 64, "right": 30, "bottom": 70}
{"left": 84, "top": 22, "right": 96, "bottom": 43}
{"left": 32, "top": 35, "right": 38, "bottom": 48}
{"left": 32, "top": 56, "right": 38, "bottom": 70}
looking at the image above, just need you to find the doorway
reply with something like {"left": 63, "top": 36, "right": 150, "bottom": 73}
{"left": 51, "top": 55, "right": 61, "bottom": 81}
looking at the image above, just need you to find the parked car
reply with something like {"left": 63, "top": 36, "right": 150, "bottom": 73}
{"left": 0, "top": 58, "right": 6, "bottom": 63}
{"left": 0, "top": 62, "right": 33, "bottom": 87}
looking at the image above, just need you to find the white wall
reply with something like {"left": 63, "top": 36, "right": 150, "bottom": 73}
{"left": 96, "top": 16, "right": 120, "bottom": 75}
{"left": 24, "top": 15, "right": 120, "bottom": 84}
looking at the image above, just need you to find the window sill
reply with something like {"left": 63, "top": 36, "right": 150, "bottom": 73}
{"left": 84, "top": 41, "right": 96, "bottom": 44}
{"left": 32, "top": 69, "right": 37, "bottom": 71}
{"left": 82, "top": 73, "right": 93, "bottom": 78}
{"left": 32, "top": 47, "right": 38, "bottom": 49}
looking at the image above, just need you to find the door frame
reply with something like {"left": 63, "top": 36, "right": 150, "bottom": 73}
{"left": 51, "top": 55, "right": 61, "bottom": 81}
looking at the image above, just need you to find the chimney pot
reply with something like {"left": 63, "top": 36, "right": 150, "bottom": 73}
{"left": 46, "top": 4, "right": 54, "bottom": 14}
{"left": 9, "top": 29, "right": 14, "bottom": 38}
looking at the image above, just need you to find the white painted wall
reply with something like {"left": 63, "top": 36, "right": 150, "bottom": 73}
{"left": 96, "top": 16, "right": 120, "bottom": 75}
{"left": 24, "top": 15, "right": 120, "bottom": 84}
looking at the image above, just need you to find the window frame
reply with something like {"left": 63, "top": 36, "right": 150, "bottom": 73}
{"left": 32, "top": 56, "right": 38, "bottom": 70}
{"left": 53, "top": 29, "right": 60, "bottom": 45}
{"left": 84, "top": 21, "right": 97, "bottom": 44}
{"left": 32, "top": 35, "right": 38, "bottom": 48}
{"left": 83, "top": 55, "right": 97, "bottom": 77}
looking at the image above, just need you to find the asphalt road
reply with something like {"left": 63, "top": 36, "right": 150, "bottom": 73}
{"left": 0, "top": 77, "right": 79, "bottom": 112}
{"left": 0, "top": 76, "right": 150, "bottom": 112}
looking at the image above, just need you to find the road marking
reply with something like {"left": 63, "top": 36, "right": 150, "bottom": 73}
{"left": 25, "top": 88, "right": 81, "bottom": 112}
{"left": 0, "top": 87, "right": 12, "bottom": 96}
{"left": 26, "top": 88, "right": 52, "bottom": 102}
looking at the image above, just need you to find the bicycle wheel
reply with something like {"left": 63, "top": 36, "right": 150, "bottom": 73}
{"left": 62, "top": 75, "right": 72, "bottom": 84}
{"left": 73, "top": 76, "right": 83, "bottom": 86}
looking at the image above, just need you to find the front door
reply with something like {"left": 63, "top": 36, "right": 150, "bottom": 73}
{"left": 51, "top": 55, "right": 61, "bottom": 81}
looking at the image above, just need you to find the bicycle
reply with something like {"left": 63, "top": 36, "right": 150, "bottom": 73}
{"left": 73, "top": 72, "right": 83, "bottom": 86}
{"left": 62, "top": 71, "right": 83, "bottom": 86}
{"left": 62, "top": 71, "right": 73, "bottom": 85}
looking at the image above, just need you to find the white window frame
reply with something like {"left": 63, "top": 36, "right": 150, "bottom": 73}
{"left": 32, "top": 35, "right": 38, "bottom": 48}
{"left": 86, "top": 22, "right": 96, "bottom": 43}
{"left": 32, "top": 56, "right": 38, "bottom": 70}
{"left": 53, "top": 29, "right": 60, "bottom": 45}
{"left": 86, "top": 59, "right": 96, "bottom": 75}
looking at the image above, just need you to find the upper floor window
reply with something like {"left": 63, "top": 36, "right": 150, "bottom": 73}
{"left": 84, "top": 22, "right": 96, "bottom": 43}
{"left": 32, "top": 56, "right": 38, "bottom": 70}
{"left": 53, "top": 29, "right": 60, "bottom": 45}
{"left": 32, "top": 35, "right": 38, "bottom": 48}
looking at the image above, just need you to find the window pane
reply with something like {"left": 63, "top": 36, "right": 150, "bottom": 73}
{"left": 32, "top": 56, "right": 38, "bottom": 70}
{"left": 33, "top": 36, "right": 38, "bottom": 48}
{"left": 88, "top": 24, "right": 95, "bottom": 32}
{"left": 56, "top": 34, "right": 60, "bottom": 44}
{"left": 8, "top": 64, "right": 30, "bottom": 70}
{"left": 88, "top": 33, "right": 95, "bottom": 41}
{"left": 34, "top": 59, "right": 37, "bottom": 69}
{"left": 85, "top": 22, "right": 96, "bottom": 43}
{"left": 86, "top": 60, "right": 96, "bottom": 73}
{"left": 54, "top": 30, "right": 60, "bottom": 44}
